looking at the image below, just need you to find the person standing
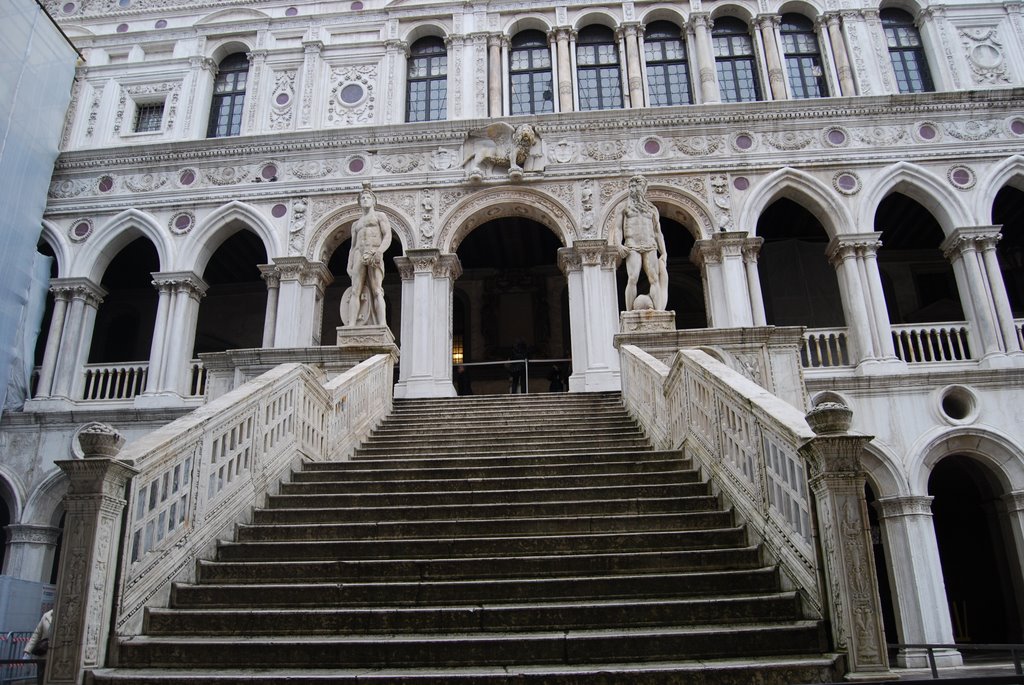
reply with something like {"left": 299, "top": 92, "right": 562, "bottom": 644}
{"left": 23, "top": 608, "right": 52, "bottom": 685}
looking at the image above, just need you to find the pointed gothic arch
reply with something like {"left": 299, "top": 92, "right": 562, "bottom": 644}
{"left": 39, "top": 220, "right": 70, "bottom": 277}
{"left": 979, "top": 155, "right": 1024, "bottom": 223}
{"left": 185, "top": 201, "right": 282, "bottom": 275}
{"left": 859, "top": 162, "right": 972, "bottom": 235}
{"left": 739, "top": 167, "right": 854, "bottom": 239}
{"left": 78, "top": 209, "right": 170, "bottom": 283}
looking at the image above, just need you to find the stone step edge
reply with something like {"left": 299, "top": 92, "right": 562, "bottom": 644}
{"left": 335, "top": 449, "right": 684, "bottom": 466}
{"left": 296, "top": 457, "right": 690, "bottom": 476}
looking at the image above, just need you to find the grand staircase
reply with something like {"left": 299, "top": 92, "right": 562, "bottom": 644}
{"left": 92, "top": 392, "right": 838, "bottom": 684}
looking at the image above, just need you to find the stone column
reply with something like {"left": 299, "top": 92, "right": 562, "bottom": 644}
{"left": 243, "top": 49, "right": 268, "bottom": 134}
{"left": 271, "top": 257, "right": 332, "bottom": 348}
{"left": 619, "top": 23, "right": 645, "bottom": 107}
{"left": 49, "top": 279, "right": 106, "bottom": 401}
{"left": 383, "top": 39, "right": 409, "bottom": 124}
{"left": 298, "top": 40, "right": 324, "bottom": 129}
{"left": 690, "top": 13, "right": 721, "bottom": 104}
{"left": 488, "top": 33, "right": 504, "bottom": 116}
{"left": 551, "top": 27, "right": 574, "bottom": 112}
{"left": 2, "top": 525, "right": 61, "bottom": 582}
{"left": 800, "top": 404, "right": 892, "bottom": 678}
{"left": 259, "top": 264, "right": 281, "bottom": 348}
{"left": 999, "top": 491, "right": 1024, "bottom": 622}
{"left": 558, "top": 241, "right": 621, "bottom": 392}
{"left": 49, "top": 424, "right": 137, "bottom": 685}
{"left": 182, "top": 56, "right": 216, "bottom": 138}
{"left": 757, "top": 14, "right": 788, "bottom": 99}
{"left": 691, "top": 232, "right": 758, "bottom": 328}
{"left": 942, "top": 227, "right": 1011, "bottom": 361}
{"left": 822, "top": 13, "right": 856, "bottom": 95}
{"left": 34, "top": 286, "right": 72, "bottom": 399}
{"left": 875, "top": 496, "right": 963, "bottom": 668}
{"left": 394, "top": 250, "right": 462, "bottom": 398}
{"left": 979, "top": 228, "right": 1023, "bottom": 353}
{"left": 139, "top": 272, "right": 207, "bottom": 402}
{"left": 742, "top": 238, "right": 767, "bottom": 327}
{"left": 860, "top": 238, "right": 899, "bottom": 360}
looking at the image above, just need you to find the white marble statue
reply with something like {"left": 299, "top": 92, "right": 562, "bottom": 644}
{"left": 341, "top": 185, "right": 392, "bottom": 326}
{"left": 611, "top": 175, "right": 669, "bottom": 311}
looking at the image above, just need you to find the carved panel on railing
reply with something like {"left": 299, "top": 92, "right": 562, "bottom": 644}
{"left": 764, "top": 434, "right": 812, "bottom": 545}
{"left": 129, "top": 442, "right": 197, "bottom": 564}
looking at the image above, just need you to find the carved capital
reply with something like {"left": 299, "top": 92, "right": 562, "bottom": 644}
{"left": 5, "top": 524, "right": 62, "bottom": 546}
{"left": 875, "top": 495, "right": 934, "bottom": 519}
{"left": 273, "top": 256, "right": 333, "bottom": 289}
{"left": 50, "top": 277, "right": 107, "bottom": 308}
{"left": 827, "top": 232, "right": 884, "bottom": 264}
{"left": 690, "top": 12, "right": 713, "bottom": 31}
{"left": 246, "top": 49, "right": 269, "bottom": 63}
{"left": 258, "top": 263, "right": 281, "bottom": 288}
{"left": 151, "top": 271, "right": 209, "bottom": 301}
{"left": 188, "top": 56, "right": 217, "bottom": 72}
{"left": 940, "top": 226, "right": 1003, "bottom": 259}
{"left": 302, "top": 40, "right": 324, "bottom": 54}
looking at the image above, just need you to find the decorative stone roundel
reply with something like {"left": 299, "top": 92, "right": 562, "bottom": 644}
{"left": 1009, "top": 118, "right": 1024, "bottom": 136}
{"left": 271, "top": 203, "right": 288, "bottom": 218}
{"left": 285, "top": 6, "right": 298, "bottom": 16}
{"left": 832, "top": 171, "right": 861, "bottom": 195}
{"left": 276, "top": 93, "right": 290, "bottom": 105}
{"left": 642, "top": 138, "right": 662, "bottom": 155}
{"left": 340, "top": 84, "right": 364, "bottom": 105}
{"left": 178, "top": 169, "right": 196, "bottom": 186}
{"left": 947, "top": 165, "right": 975, "bottom": 190}
{"left": 348, "top": 157, "right": 366, "bottom": 173}
{"left": 98, "top": 176, "right": 114, "bottom": 192}
{"left": 732, "top": 132, "right": 755, "bottom": 151}
{"left": 116, "top": 23, "right": 129, "bottom": 33}
{"left": 62, "top": 2, "right": 76, "bottom": 13}
{"left": 351, "top": 1, "right": 363, "bottom": 9}
{"left": 155, "top": 19, "right": 167, "bottom": 29}
{"left": 69, "top": 218, "right": 93, "bottom": 242}
{"left": 169, "top": 211, "right": 195, "bottom": 235}
{"left": 732, "top": 177, "right": 750, "bottom": 191}
{"left": 823, "top": 127, "right": 848, "bottom": 147}
{"left": 261, "top": 164, "right": 278, "bottom": 181}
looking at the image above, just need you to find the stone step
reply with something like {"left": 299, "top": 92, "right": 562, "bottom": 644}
{"left": 147, "top": 592, "right": 802, "bottom": 635}
{"left": 375, "top": 410, "right": 636, "bottom": 427}
{"left": 354, "top": 436, "right": 650, "bottom": 455}
{"left": 116, "top": 622, "right": 828, "bottom": 669}
{"left": 196, "top": 546, "right": 763, "bottom": 584}
{"left": 254, "top": 493, "right": 718, "bottom": 524}
{"left": 214, "top": 526, "right": 749, "bottom": 562}
{"left": 352, "top": 439, "right": 653, "bottom": 459}
{"left": 264, "top": 480, "right": 712, "bottom": 509}
{"left": 302, "top": 448, "right": 687, "bottom": 472}
{"left": 91, "top": 656, "right": 839, "bottom": 685}
{"left": 277, "top": 469, "right": 698, "bottom": 495}
{"left": 287, "top": 456, "right": 687, "bottom": 483}
{"left": 391, "top": 393, "right": 623, "bottom": 409}
{"left": 235, "top": 509, "right": 735, "bottom": 542}
{"left": 367, "top": 423, "right": 644, "bottom": 442}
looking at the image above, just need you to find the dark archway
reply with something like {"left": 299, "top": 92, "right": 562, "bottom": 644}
{"left": 90, "top": 237, "right": 159, "bottom": 364}
{"left": 993, "top": 186, "right": 1024, "bottom": 317}
{"left": 929, "top": 455, "right": 1023, "bottom": 644}
{"left": 455, "top": 217, "right": 566, "bottom": 394}
{"left": 875, "top": 194, "right": 964, "bottom": 324}
{"left": 756, "top": 198, "right": 844, "bottom": 327}
{"left": 194, "top": 230, "right": 268, "bottom": 354}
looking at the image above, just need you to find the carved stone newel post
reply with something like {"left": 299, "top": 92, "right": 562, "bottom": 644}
{"left": 49, "top": 423, "right": 137, "bottom": 685}
{"left": 800, "top": 403, "right": 891, "bottom": 679}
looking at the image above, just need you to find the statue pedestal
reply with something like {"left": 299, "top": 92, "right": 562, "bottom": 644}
{"left": 336, "top": 325, "right": 400, "bottom": 362}
{"left": 620, "top": 310, "right": 676, "bottom": 333}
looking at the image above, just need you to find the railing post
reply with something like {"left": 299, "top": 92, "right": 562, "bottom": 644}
{"left": 49, "top": 423, "right": 137, "bottom": 685}
{"left": 800, "top": 402, "right": 892, "bottom": 679}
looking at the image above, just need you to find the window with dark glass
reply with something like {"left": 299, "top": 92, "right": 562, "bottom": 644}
{"left": 510, "top": 30, "right": 554, "bottom": 115}
{"left": 781, "top": 14, "right": 828, "bottom": 98}
{"left": 644, "top": 21, "right": 692, "bottom": 106}
{"left": 712, "top": 17, "right": 761, "bottom": 103}
{"left": 576, "top": 25, "right": 623, "bottom": 111}
{"left": 134, "top": 102, "right": 164, "bottom": 132}
{"left": 407, "top": 36, "right": 448, "bottom": 122}
{"left": 207, "top": 53, "right": 249, "bottom": 138}
{"left": 882, "top": 9, "right": 934, "bottom": 93}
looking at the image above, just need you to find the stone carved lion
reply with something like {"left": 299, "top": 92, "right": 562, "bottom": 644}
{"left": 462, "top": 122, "right": 539, "bottom": 183}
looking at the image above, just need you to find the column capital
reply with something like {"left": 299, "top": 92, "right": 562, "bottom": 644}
{"left": 827, "top": 232, "right": 884, "bottom": 263}
{"left": 272, "top": 256, "right": 333, "bottom": 289}
{"left": 875, "top": 495, "right": 934, "bottom": 518}
{"left": 188, "top": 55, "right": 217, "bottom": 72}
{"left": 394, "top": 249, "right": 462, "bottom": 280}
{"left": 385, "top": 38, "right": 409, "bottom": 55}
{"left": 444, "top": 33, "right": 466, "bottom": 49}
{"left": 549, "top": 26, "right": 576, "bottom": 42}
{"left": 692, "top": 230, "right": 756, "bottom": 265}
{"left": 246, "top": 49, "right": 269, "bottom": 62}
{"left": 616, "top": 22, "right": 643, "bottom": 40}
{"left": 151, "top": 270, "right": 209, "bottom": 301}
{"left": 302, "top": 40, "right": 324, "bottom": 54}
{"left": 487, "top": 32, "right": 508, "bottom": 49}
{"left": 4, "top": 523, "right": 61, "bottom": 546}
{"left": 558, "top": 240, "right": 619, "bottom": 274}
{"left": 50, "top": 277, "right": 107, "bottom": 307}
{"left": 258, "top": 263, "right": 281, "bottom": 288}
{"left": 756, "top": 13, "right": 782, "bottom": 28}
{"left": 689, "top": 12, "right": 713, "bottom": 30}
{"left": 940, "top": 225, "right": 1003, "bottom": 258}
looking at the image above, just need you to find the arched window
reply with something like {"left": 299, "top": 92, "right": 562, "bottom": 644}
{"left": 644, "top": 21, "right": 692, "bottom": 106}
{"left": 510, "top": 30, "right": 554, "bottom": 115}
{"left": 781, "top": 14, "right": 828, "bottom": 98}
{"left": 407, "top": 36, "right": 447, "bottom": 122}
{"left": 882, "top": 9, "right": 934, "bottom": 93}
{"left": 712, "top": 17, "right": 761, "bottom": 103}
{"left": 576, "top": 25, "right": 622, "bottom": 111}
{"left": 207, "top": 53, "right": 249, "bottom": 138}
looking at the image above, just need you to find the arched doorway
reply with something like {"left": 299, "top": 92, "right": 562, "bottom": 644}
{"left": 929, "top": 455, "right": 1023, "bottom": 643}
{"left": 756, "top": 198, "right": 844, "bottom": 327}
{"left": 454, "top": 217, "right": 566, "bottom": 394}
{"left": 993, "top": 186, "right": 1024, "bottom": 317}
{"left": 194, "top": 230, "right": 268, "bottom": 354}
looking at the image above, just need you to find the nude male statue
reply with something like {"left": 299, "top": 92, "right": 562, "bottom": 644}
{"left": 341, "top": 185, "right": 392, "bottom": 326}
{"left": 611, "top": 175, "right": 669, "bottom": 311}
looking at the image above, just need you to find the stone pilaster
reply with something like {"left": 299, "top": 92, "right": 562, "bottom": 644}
{"left": 800, "top": 404, "right": 891, "bottom": 678}
{"left": 49, "top": 424, "right": 137, "bottom": 685}
{"left": 271, "top": 257, "right": 332, "bottom": 348}
{"left": 2, "top": 524, "right": 61, "bottom": 581}
{"left": 874, "top": 496, "right": 962, "bottom": 668}
{"left": 558, "top": 240, "right": 621, "bottom": 392}
{"left": 258, "top": 264, "right": 281, "bottom": 348}
{"left": 383, "top": 39, "right": 409, "bottom": 123}
{"left": 298, "top": 40, "right": 324, "bottom": 129}
{"left": 139, "top": 272, "right": 207, "bottom": 404}
{"left": 550, "top": 27, "right": 575, "bottom": 112}
{"left": 49, "top": 278, "right": 106, "bottom": 402}
{"left": 394, "top": 250, "right": 462, "bottom": 398}
{"left": 244, "top": 49, "right": 269, "bottom": 134}
{"left": 487, "top": 33, "right": 504, "bottom": 116}
{"left": 182, "top": 55, "right": 216, "bottom": 137}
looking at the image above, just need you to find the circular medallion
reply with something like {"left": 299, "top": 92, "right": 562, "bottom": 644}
{"left": 261, "top": 164, "right": 278, "bottom": 181}
{"left": 98, "top": 176, "right": 114, "bottom": 192}
{"left": 948, "top": 165, "right": 975, "bottom": 190}
{"left": 276, "top": 93, "right": 290, "bottom": 106}
{"left": 179, "top": 169, "right": 196, "bottom": 186}
{"left": 348, "top": 157, "right": 365, "bottom": 173}
{"left": 271, "top": 204, "right": 288, "bottom": 218}
{"left": 116, "top": 23, "right": 129, "bottom": 33}
{"left": 825, "top": 128, "right": 848, "bottom": 147}
{"left": 832, "top": 172, "right": 861, "bottom": 195}
{"left": 733, "top": 177, "right": 750, "bottom": 191}
{"left": 340, "top": 84, "right": 364, "bottom": 105}
{"left": 69, "top": 219, "right": 93, "bottom": 242}
{"left": 285, "top": 6, "right": 298, "bottom": 16}
{"left": 155, "top": 19, "right": 167, "bottom": 28}
{"left": 169, "top": 211, "right": 195, "bottom": 235}
{"left": 643, "top": 139, "right": 661, "bottom": 155}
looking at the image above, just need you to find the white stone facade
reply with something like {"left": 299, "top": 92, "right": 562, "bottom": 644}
{"left": 2, "top": 0, "right": 1024, "bottom": 668}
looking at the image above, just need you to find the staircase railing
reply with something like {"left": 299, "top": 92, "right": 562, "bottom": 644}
{"left": 619, "top": 344, "right": 820, "bottom": 613}
{"left": 110, "top": 354, "right": 394, "bottom": 638}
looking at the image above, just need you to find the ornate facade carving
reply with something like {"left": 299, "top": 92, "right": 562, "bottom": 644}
{"left": 326, "top": 64, "right": 377, "bottom": 127}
